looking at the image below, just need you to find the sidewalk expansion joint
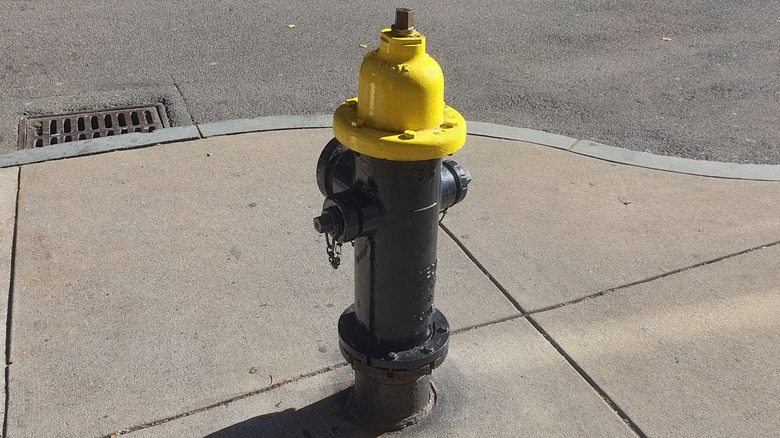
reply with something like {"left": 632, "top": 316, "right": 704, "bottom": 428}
{"left": 524, "top": 313, "right": 649, "bottom": 438}
{"left": 3, "top": 167, "right": 21, "bottom": 438}
{"left": 528, "top": 239, "right": 780, "bottom": 316}
{"left": 441, "top": 222, "right": 648, "bottom": 437}
{"left": 101, "top": 362, "right": 350, "bottom": 438}
{"left": 451, "top": 314, "right": 526, "bottom": 336}
{"left": 444, "top": 223, "right": 779, "bottom": 435}
{"left": 101, "top": 316, "right": 541, "bottom": 437}
{"left": 170, "top": 74, "right": 203, "bottom": 140}
{"left": 102, "top": 316, "right": 545, "bottom": 437}
{"left": 440, "top": 222, "right": 529, "bottom": 315}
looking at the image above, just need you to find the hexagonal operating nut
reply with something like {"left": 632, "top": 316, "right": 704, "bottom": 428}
{"left": 394, "top": 8, "right": 414, "bottom": 30}
{"left": 391, "top": 8, "right": 415, "bottom": 36}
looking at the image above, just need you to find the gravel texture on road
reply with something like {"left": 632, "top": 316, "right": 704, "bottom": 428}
{"left": 1, "top": 0, "right": 778, "bottom": 163}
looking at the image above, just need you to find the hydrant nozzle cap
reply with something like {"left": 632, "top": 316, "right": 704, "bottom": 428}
{"left": 313, "top": 213, "right": 335, "bottom": 234}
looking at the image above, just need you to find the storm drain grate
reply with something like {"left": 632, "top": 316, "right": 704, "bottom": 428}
{"left": 17, "top": 103, "right": 170, "bottom": 150}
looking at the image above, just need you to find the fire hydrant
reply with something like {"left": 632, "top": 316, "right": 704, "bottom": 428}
{"left": 313, "top": 8, "right": 471, "bottom": 429}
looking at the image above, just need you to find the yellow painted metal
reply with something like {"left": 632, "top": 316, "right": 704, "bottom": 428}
{"left": 333, "top": 28, "right": 466, "bottom": 161}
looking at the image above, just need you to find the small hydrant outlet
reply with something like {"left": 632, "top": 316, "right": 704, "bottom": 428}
{"left": 313, "top": 8, "right": 471, "bottom": 430}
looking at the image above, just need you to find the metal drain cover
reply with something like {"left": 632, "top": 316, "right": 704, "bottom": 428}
{"left": 17, "top": 103, "right": 170, "bottom": 150}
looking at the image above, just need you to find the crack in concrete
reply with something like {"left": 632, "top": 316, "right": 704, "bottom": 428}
{"left": 99, "top": 313, "right": 533, "bottom": 437}
{"left": 442, "top": 222, "right": 780, "bottom": 436}
{"left": 11, "top": 206, "right": 773, "bottom": 437}
{"left": 522, "top": 312, "right": 648, "bottom": 438}
{"left": 439, "top": 223, "right": 527, "bottom": 315}
{"left": 3, "top": 167, "right": 21, "bottom": 438}
{"left": 101, "top": 362, "right": 350, "bottom": 438}
{"left": 451, "top": 314, "right": 526, "bottom": 335}
{"left": 440, "top": 222, "right": 649, "bottom": 437}
{"left": 170, "top": 74, "right": 203, "bottom": 139}
{"left": 528, "top": 239, "right": 780, "bottom": 316}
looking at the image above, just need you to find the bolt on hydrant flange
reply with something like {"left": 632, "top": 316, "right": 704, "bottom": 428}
{"left": 313, "top": 8, "right": 471, "bottom": 431}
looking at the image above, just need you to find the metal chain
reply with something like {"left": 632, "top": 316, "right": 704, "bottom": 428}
{"left": 325, "top": 233, "right": 342, "bottom": 269}
{"left": 439, "top": 207, "right": 449, "bottom": 223}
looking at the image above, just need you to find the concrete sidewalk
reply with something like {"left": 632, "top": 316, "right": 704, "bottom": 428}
{"left": 1, "top": 128, "right": 778, "bottom": 437}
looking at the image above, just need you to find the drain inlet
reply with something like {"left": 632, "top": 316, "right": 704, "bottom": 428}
{"left": 17, "top": 103, "right": 170, "bottom": 150}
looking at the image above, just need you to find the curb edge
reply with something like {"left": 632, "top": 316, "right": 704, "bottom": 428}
{"left": 1, "top": 115, "right": 778, "bottom": 181}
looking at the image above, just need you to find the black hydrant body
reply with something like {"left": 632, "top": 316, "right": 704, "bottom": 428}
{"left": 313, "top": 8, "right": 471, "bottom": 430}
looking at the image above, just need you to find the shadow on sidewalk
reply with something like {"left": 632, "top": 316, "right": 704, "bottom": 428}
{"left": 204, "top": 388, "right": 385, "bottom": 438}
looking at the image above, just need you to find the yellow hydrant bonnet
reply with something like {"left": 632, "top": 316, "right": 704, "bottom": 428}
{"left": 333, "top": 11, "right": 467, "bottom": 161}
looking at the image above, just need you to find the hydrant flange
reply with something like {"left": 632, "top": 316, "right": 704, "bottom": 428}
{"left": 338, "top": 305, "right": 449, "bottom": 371}
{"left": 333, "top": 100, "right": 467, "bottom": 161}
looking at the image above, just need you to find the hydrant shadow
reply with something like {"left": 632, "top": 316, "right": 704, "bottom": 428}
{"left": 203, "top": 387, "right": 387, "bottom": 438}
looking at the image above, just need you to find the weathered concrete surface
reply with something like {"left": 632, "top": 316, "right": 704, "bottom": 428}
{"left": 7, "top": 130, "right": 517, "bottom": 437}
{"left": 535, "top": 244, "right": 780, "bottom": 438}
{"left": 443, "top": 136, "right": 780, "bottom": 311}
{"left": 126, "top": 319, "right": 634, "bottom": 437}
{"left": 0, "top": 167, "right": 19, "bottom": 423}
{"left": 8, "top": 129, "right": 780, "bottom": 437}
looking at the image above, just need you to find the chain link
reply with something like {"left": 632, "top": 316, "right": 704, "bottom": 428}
{"left": 439, "top": 207, "right": 449, "bottom": 223}
{"left": 325, "top": 233, "right": 342, "bottom": 269}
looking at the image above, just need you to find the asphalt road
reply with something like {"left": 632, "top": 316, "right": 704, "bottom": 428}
{"left": 1, "top": 0, "right": 778, "bottom": 164}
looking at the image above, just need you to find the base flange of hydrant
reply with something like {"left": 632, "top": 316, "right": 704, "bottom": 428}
{"left": 313, "top": 7, "right": 471, "bottom": 430}
{"left": 350, "top": 370, "right": 436, "bottom": 430}
{"left": 339, "top": 305, "right": 449, "bottom": 429}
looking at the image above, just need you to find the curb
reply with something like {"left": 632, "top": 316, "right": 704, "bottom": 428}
{"left": 466, "top": 121, "right": 780, "bottom": 181}
{"left": 0, "top": 126, "right": 201, "bottom": 168}
{"left": 1, "top": 115, "right": 778, "bottom": 181}
{"left": 198, "top": 115, "right": 332, "bottom": 137}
